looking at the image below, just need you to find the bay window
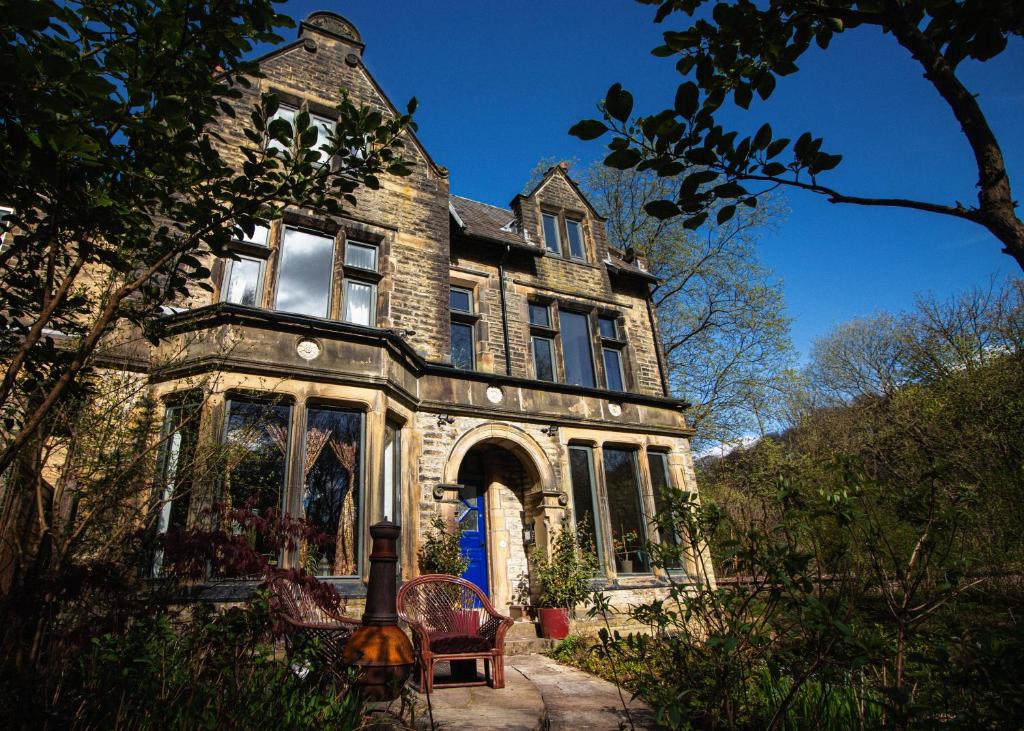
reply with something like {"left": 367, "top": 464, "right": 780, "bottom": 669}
{"left": 151, "top": 401, "right": 199, "bottom": 575}
{"left": 648, "top": 451, "right": 683, "bottom": 570}
{"left": 568, "top": 445, "right": 602, "bottom": 565}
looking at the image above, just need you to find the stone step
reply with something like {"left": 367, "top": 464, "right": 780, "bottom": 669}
{"left": 507, "top": 621, "right": 541, "bottom": 640}
{"left": 506, "top": 637, "right": 558, "bottom": 655}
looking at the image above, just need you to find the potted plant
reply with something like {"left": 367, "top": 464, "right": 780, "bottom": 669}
{"left": 417, "top": 514, "right": 469, "bottom": 576}
{"left": 613, "top": 529, "right": 639, "bottom": 574}
{"left": 529, "top": 515, "right": 599, "bottom": 639}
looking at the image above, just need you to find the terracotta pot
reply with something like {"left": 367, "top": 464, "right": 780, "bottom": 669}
{"left": 537, "top": 607, "right": 570, "bottom": 639}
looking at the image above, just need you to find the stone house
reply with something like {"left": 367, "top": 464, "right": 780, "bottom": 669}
{"left": 148, "top": 11, "right": 710, "bottom": 612}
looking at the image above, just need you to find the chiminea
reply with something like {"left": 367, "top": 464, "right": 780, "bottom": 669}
{"left": 342, "top": 520, "right": 414, "bottom": 700}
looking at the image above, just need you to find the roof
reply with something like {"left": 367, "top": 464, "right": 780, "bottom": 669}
{"left": 449, "top": 194, "right": 535, "bottom": 248}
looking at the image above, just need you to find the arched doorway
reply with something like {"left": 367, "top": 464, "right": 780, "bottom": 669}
{"left": 446, "top": 428, "right": 551, "bottom": 613}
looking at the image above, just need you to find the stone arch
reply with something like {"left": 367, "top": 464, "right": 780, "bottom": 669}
{"left": 443, "top": 423, "right": 559, "bottom": 612}
{"left": 443, "top": 423, "right": 555, "bottom": 493}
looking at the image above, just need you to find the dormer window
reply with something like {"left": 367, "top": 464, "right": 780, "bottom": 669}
{"left": 541, "top": 211, "right": 588, "bottom": 261}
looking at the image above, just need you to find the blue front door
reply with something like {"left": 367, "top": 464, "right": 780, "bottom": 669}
{"left": 458, "top": 481, "right": 489, "bottom": 597}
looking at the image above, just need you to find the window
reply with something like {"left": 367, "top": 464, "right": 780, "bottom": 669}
{"left": 276, "top": 227, "right": 334, "bottom": 318}
{"left": 380, "top": 422, "right": 401, "bottom": 524}
{"left": 568, "top": 446, "right": 602, "bottom": 567}
{"left": 344, "top": 240, "right": 378, "bottom": 271}
{"left": 599, "top": 315, "right": 627, "bottom": 392}
{"left": 532, "top": 336, "right": 555, "bottom": 382}
{"left": 303, "top": 406, "right": 363, "bottom": 576}
{"left": 342, "top": 280, "right": 375, "bottom": 326}
{"left": 648, "top": 451, "right": 683, "bottom": 569}
{"left": 603, "top": 447, "right": 650, "bottom": 574}
{"left": 221, "top": 256, "right": 263, "bottom": 307}
{"left": 152, "top": 401, "right": 199, "bottom": 575}
{"left": 528, "top": 302, "right": 551, "bottom": 328}
{"left": 268, "top": 104, "right": 334, "bottom": 166}
{"left": 560, "top": 311, "right": 596, "bottom": 388}
{"left": 341, "top": 239, "right": 379, "bottom": 327}
{"left": 450, "top": 286, "right": 475, "bottom": 370}
{"left": 223, "top": 397, "right": 291, "bottom": 564}
{"left": 529, "top": 302, "right": 555, "bottom": 381}
{"left": 565, "top": 219, "right": 585, "bottom": 259}
{"left": 542, "top": 213, "right": 561, "bottom": 254}
{"left": 232, "top": 223, "right": 270, "bottom": 247}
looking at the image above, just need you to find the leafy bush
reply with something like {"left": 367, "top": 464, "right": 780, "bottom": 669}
{"left": 530, "top": 515, "right": 599, "bottom": 611}
{"left": 417, "top": 515, "right": 468, "bottom": 576}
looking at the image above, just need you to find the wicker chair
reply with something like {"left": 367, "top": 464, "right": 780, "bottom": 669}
{"left": 268, "top": 575, "right": 361, "bottom": 682}
{"left": 397, "top": 574, "right": 514, "bottom": 693}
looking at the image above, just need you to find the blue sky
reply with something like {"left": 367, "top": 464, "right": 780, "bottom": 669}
{"left": 276, "top": 1, "right": 1023, "bottom": 359}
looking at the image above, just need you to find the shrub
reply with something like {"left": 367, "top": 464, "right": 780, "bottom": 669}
{"left": 530, "top": 515, "right": 599, "bottom": 611}
{"left": 417, "top": 515, "right": 469, "bottom": 576}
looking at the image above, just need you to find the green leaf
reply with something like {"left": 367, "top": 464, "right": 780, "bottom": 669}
{"left": 674, "top": 82, "right": 699, "bottom": 118}
{"left": 604, "top": 83, "right": 633, "bottom": 123}
{"left": 569, "top": 119, "right": 608, "bottom": 141}
{"left": 645, "top": 200, "right": 680, "bottom": 219}
{"left": 766, "top": 138, "right": 789, "bottom": 159}
{"left": 734, "top": 84, "right": 753, "bottom": 109}
{"left": 716, "top": 205, "right": 736, "bottom": 225}
{"left": 753, "top": 123, "right": 772, "bottom": 150}
{"left": 685, "top": 148, "right": 717, "bottom": 166}
{"left": 604, "top": 148, "right": 642, "bottom": 170}
{"left": 683, "top": 212, "right": 708, "bottom": 229}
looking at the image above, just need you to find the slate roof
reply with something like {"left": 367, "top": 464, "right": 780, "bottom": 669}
{"left": 449, "top": 195, "right": 534, "bottom": 247}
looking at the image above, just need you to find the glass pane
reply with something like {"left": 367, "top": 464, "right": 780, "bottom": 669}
{"left": 267, "top": 106, "right": 295, "bottom": 154}
{"left": 598, "top": 316, "right": 618, "bottom": 339}
{"left": 312, "top": 114, "right": 334, "bottom": 165}
{"left": 450, "top": 287, "right": 472, "bottom": 313}
{"left": 152, "top": 402, "right": 199, "bottom": 575}
{"left": 542, "top": 214, "right": 560, "bottom": 254}
{"left": 232, "top": 223, "right": 269, "bottom": 246}
{"left": 532, "top": 336, "right": 554, "bottom": 381}
{"left": 342, "top": 280, "right": 375, "bottom": 326}
{"left": 648, "top": 452, "right": 682, "bottom": 567}
{"left": 566, "top": 219, "right": 585, "bottom": 259}
{"left": 304, "top": 407, "right": 362, "bottom": 576}
{"left": 560, "top": 311, "right": 596, "bottom": 388}
{"left": 224, "top": 398, "right": 291, "bottom": 563}
{"left": 528, "top": 302, "right": 550, "bottom": 327}
{"left": 603, "top": 448, "right": 649, "bottom": 573}
{"left": 451, "top": 322, "right": 474, "bottom": 369}
{"left": 458, "top": 504, "right": 479, "bottom": 532}
{"left": 345, "top": 241, "right": 377, "bottom": 271}
{"left": 569, "top": 446, "right": 601, "bottom": 564}
{"left": 381, "top": 423, "right": 400, "bottom": 524}
{"left": 603, "top": 348, "right": 624, "bottom": 391}
{"left": 223, "top": 258, "right": 261, "bottom": 307}
{"left": 276, "top": 228, "right": 334, "bottom": 318}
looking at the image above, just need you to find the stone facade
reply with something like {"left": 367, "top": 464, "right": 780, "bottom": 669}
{"left": 141, "top": 11, "right": 712, "bottom": 613}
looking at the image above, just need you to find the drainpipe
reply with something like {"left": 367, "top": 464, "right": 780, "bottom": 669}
{"left": 498, "top": 245, "right": 512, "bottom": 376}
{"left": 646, "top": 292, "right": 670, "bottom": 397}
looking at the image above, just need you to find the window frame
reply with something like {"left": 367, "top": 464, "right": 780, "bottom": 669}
{"left": 221, "top": 255, "right": 265, "bottom": 308}
{"left": 343, "top": 239, "right": 379, "bottom": 272}
{"left": 565, "top": 217, "right": 586, "bottom": 260}
{"left": 602, "top": 346, "right": 626, "bottom": 392}
{"left": 341, "top": 277, "right": 377, "bottom": 327}
{"left": 541, "top": 212, "right": 561, "bottom": 255}
{"left": 274, "top": 225, "right": 337, "bottom": 319}
{"left": 568, "top": 444, "right": 604, "bottom": 571}
{"left": 598, "top": 314, "right": 629, "bottom": 392}
{"left": 602, "top": 446, "right": 652, "bottom": 575}
{"left": 449, "top": 285, "right": 478, "bottom": 371}
{"left": 558, "top": 309, "right": 598, "bottom": 388}
{"left": 531, "top": 334, "right": 556, "bottom": 382}
{"left": 647, "top": 450, "right": 685, "bottom": 572}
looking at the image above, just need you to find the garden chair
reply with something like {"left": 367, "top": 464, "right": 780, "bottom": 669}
{"left": 397, "top": 574, "right": 514, "bottom": 693}
{"left": 268, "top": 575, "right": 361, "bottom": 682}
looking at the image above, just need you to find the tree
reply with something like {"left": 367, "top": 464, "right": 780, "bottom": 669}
{"left": 569, "top": 0, "right": 1024, "bottom": 271}
{"left": 0, "top": 0, "right": 415, "bottom": 531}
{"left": 537, "top": 159, "right": 794, "bottom": 449}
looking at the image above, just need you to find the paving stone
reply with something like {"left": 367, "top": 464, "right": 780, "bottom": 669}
{"left": 508, "top": 654, "right": 660, "bottom": 730}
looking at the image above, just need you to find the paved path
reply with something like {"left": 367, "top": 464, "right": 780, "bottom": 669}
{"left": 411, "top": 661, "right": 546, "bottom": 730}
{"left": 508, "top": 654, "right": 658, "bottom": 730}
